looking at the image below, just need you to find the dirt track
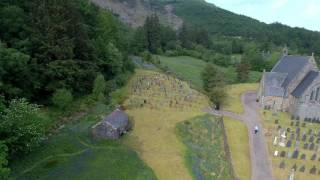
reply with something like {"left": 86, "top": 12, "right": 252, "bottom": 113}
{"left": 204, "top": 91, "right": 274, "bottom": 180}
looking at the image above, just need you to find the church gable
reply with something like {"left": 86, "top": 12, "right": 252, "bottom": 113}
{"left": 292, "top": 71, "right": 319, "bottom": 98}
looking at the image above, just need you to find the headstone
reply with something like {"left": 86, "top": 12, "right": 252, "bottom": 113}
{"left": 273, "top": 136, "right": 278, "bottom": 145}
{"left": 275, "top": 119, "right": 279, "bottom": 124}
{"left": 290, "top": 133, "right": 295, "bottom": 141}
{"left": 280, "top": 151, "right": 286, "bottom": 157}
{"left": 287, "top": 151, "right": 293, "bottom": 158}
{"left": 296, "top": 121, "right": 300, "bottom": 126}
{"left": 308, "top": 129, "right": 313, "bottom": 135}
{"left": 296, "top": 127, "right": 301, "bottom": 134}
{"left": 292, "top": 164, "right": 297, "bottom": 171}
{"left": 300, "top": 154, "right": 306, "bottom": 160}
{"left": 311, "top": 154, "right": 317, "bottom": 161}
{"left": 309, "top": 136, "right": 315, "bottom": 143}
{"left": 303, "top": 143, "right": 309, "bottom": 149}
{"left": 317, "top": 138, "right": 320, "bottom": 144}
{"left": 310, "top": 166, "right": 317, "bottom": 174}
{"left": 290, "top": 122, "right": 294, "bottom": 126}
{"left": 302, "top": 122, "right": 306, "bottom": 127}
{"left": 302, "top": 134, "right": 307, "bottom": 142}
{"left": 292, "top": 150, "right": 299, "bottom": 159}
{"left": 295, "top": 141, "right": 300, "bottom": 148}
{"left": 286, "top": 140, "right": 292, "bottom": 148}
{"left": 279, "top": 161, "right": 285, "bottom": 169}
{"left": 296, "top": 134, "right": 301, "bottom": 141}
{"left": 274, "top": 150, "right": 279, "bottom": 157}
{"left": 288, "top": 169, "right": 295, "bottom": 180}
{"left": 309, "top": 143, "right": 315, "bottom": 150}
{"left": 299, "top": 165, "right": 305, "bottom": 172}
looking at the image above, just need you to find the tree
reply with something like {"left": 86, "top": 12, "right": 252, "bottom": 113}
{"left": 144, "top": 14, "right": 161, "bottom": 53}
{"left": 92, "top": 73, "right": 106, "bottom": 100}
{"left": 236, "top": 59, "right": 251, "bottom": 83}
{"left": 52, "top": 89, "right": 73, "bottom": 110}
{"left": 0, "top": 99, "right": 45, "bottom": 156}
{"left": 0, "top": 141, "right": 10, "bottom": 180}
{"left": 202, "top": 63, "right": 227, "bottom": 109}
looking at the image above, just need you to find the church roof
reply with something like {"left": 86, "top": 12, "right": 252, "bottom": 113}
{"left": 271, "top": 55, "right": 311, "bottom": 88}
{"left": 292, "top": 71, "right": 319, "bottom": 97}
{"left": 263, "top": 72, "right": 287, "bottom": 97}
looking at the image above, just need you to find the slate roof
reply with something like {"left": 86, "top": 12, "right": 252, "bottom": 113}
{"left": 292, "top": 71, "right": 319, "bottom": 97}
{"left": 271, "top": 55, "right": 311, "bottom": 88}
{"left": 263, "top": 72, "right": 287, "bottom": 97}
{"left": 104, "top": 109, "right": 129, "bottom": 129}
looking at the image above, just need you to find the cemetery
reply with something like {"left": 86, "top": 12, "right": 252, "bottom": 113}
{"left": 261, "top": 110, "right": 320, "bottom": 180}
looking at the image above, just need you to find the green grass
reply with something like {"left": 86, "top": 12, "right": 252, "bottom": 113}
{"left": 223, "top": 117, "right": 251, "bottom": 180}
{"left": 176, "top": 115, "right": 233, "bottom": 180}
{"left": 11, "top": 103, "right": 156, "bottom": 180}
{"left": 157, "top": 55, "right": 261, "bottom": 90}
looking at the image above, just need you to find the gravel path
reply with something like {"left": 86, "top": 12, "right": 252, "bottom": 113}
{"left": 204, "top": 91, "right": 274, "bottom": 180}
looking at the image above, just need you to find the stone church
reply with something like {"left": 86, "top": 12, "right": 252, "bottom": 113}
{"left": 258, "top": 47, "right": 320, "bottom": 120}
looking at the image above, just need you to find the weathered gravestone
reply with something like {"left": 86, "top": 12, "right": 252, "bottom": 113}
{"left": 279, "top": 161, "right": 285, "bottom": 169}
{"left": 310, "top": 166, "right": 317, "bottom": 174}
{"left": 309, "top": 136, "right": 315, "bottom": 143}
{"left": 299, "top": 165, "right": 305, "bottom": 172}
{"left": 296, "top": 121, "right": 300, "bottom": 126}
{"left": 309, "top": 129, "right": 313, "bottom": 135}
{"left": 286, "top": 140, "right": 292, "bottom": 148}
{"left": 292, "top": 150, "right": 299, "bottom": 159}
{"left": 296, "top": 127, "right": 301, "bottom": 134}
{"left": 303, "top": 143, "right": 309, "bottom": 149}
{"left": 301, "top": 154, "right": 306, "bottom": 160}
{"left": 296, "top": 134, "right": 301, "bottom": 141}
{"left": 317, "top": 138, "right": 320, "bottom": 144}
{"left": 295, "top": 141, "right": 300, "bottom": 148}
{"left": 290, "top": 133, "right": 294, "bottom": 140}
{"left": 311, "top": 154, "right": 317, "bottom": 161}
{"left": 290, "top": 122, "right": 294, "bottom": 126}
{"left": 292, "top": 164, "right": 297, "bottom": 171}
{"left": 280, "top": 151, "right": 286, "bottom": 157}
{"left": 302, "top": 134, "right": 307, "bottom": 141}
{"left": 309, "top": 143, "right": 315, "bottom": 151}
{"left": 287, "top": 151, "right": 293, "bottom": 158}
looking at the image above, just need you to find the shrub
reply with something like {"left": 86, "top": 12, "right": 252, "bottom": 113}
{"left": 52, "top": 89, "right": 73, "bottom": 110}
{"left": 111, "top": 88, "right": 128, "bottom": 107}
{"left": 92, "top": 73, "right": 106, "bottom": 101}
{"left": 0, "top": 142, "right": 10, "bottom": 179}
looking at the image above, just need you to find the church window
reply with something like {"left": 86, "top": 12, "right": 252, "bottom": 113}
{"left": 310, "top": 91, "right": 314, "bottom": 100}
{"left": 316, "top": 87, "right": 320, "bottom": 101}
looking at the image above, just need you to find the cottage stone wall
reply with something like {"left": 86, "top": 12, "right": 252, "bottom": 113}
{"left": 261, "top": 96, "right": 284, "bottom": 111}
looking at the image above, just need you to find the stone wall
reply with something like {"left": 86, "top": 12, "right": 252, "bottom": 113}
{"left": 261, "top": 96, "right": 284, "bottom": 111}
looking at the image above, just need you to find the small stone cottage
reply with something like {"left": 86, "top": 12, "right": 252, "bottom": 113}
{"left": 92, "top": 109, "right": 131, "bottom": 139}
{"left": 258, "top": 47, "right": 320, "bottom": 121}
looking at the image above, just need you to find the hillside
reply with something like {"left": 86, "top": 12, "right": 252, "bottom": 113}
{"left": 91, "top": 0, "right": 320, "bottom": 55}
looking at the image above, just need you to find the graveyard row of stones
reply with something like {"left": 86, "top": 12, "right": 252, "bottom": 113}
{"left": 279, "top": 161, "right": 319, "bottom": 175}
{"left": 126, "top": 72, "right": 206, "bottom": 110}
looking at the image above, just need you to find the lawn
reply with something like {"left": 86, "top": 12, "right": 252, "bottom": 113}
{"left": 123, "top": 69, "right": 215, "bottom": 179}
{"left": 176, "top": 115, "right": 233, "bottom": 180}
{"left": 223, "top": 83, "right": 259, "bottom": 113}
{"left": 261, "top": 110, "right": 320, "bottom": 180}
{"left": 223, "top": 117, "right": 251, "bottom": 180}
{"left": 157, "top": 55, "right": 261, "bottom": 90}
{"left": 10, "top": 103, "right": 156, "bottom": 180}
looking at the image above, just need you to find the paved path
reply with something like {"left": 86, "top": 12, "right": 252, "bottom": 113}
{"left": 204, "top": 91, "right": 274, "bottom": 180}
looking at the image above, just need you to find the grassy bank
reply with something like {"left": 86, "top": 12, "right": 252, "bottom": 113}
{"left": 176, "top": 115, "right": 233, "bottom": 180}
{"left": 10, "top": 103, "right": 156, "bottom": 180}
{"left": 224, "top": 117, "right": 251, "bottom": 180}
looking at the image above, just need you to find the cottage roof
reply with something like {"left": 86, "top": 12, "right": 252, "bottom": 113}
{"left": 263, "top": 72, "right": 287, "bottom": 97}
{"left": 272, "top": 55, "right": 311, "bottom": 88}
{"left": 292, "top": 71, "right": 319, "bottom": 97}
{"left": 104, "top": 109, "right": 129, "bottom": 129}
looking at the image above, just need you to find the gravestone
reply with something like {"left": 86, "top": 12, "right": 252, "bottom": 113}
{"left": 275, "top": 119, "right": 279, "bottom": 124}
{"left": 280, "top": 151, "right": 286, "bottom": 157}
{"left": 303, "top": 143, "right": 309, "bottom": 149}
{"left": 287, "top": 151, "right": 293, "bottom": 158}
{"left": 308, "top": 129, "right": 313, "bottom": 135}
{"left": 296, "top": 134, "right": 301, "bottom": 141}
{"left": 290, "top": 122, "right": 294, "bottom": 126}
{"left": 292, "top": 164, "right": 297, "bottom": 171}
{"left": 274, "top": 150, "right": 279, "bottom": 157}
{"left": 273, "top": 136, "right": 278, "bottom": 145}
{"left": 286, "top": 140, "right": 292, "bottom": 148}
{"left": 311, "top": 154, "right": 317, "bottom": 161}
{"left": 299, "top": 165, "right": 305, "bottom": 172}
{"left": 309, "top": 143, "right": 315, "bottom": 151}
{"left": 317, "top": 138, "right": 320, "bottom": 144}
{"left": 301, "top": 154, "right": 306, "bottom": 160}
{"left": 296, "top": 127, "right": 301, "bottom": 134}
{"left": 310, "top": 166, "right": 317, "bottom": 174}
{"left": 290, "top": 133, "right": 295, "bottom": 140}
{"left": 302, "top": 122, "right": 306, "bottom": 127}
{"left": 279, "top": 161, "right": 285, "bottom": 169}
{"left": 296, "top": 121, "right": 300, "bottom": 126}
{"left": 302, "top": 134, "right": 307, "bottom": 142}
{"left": 295, "top": 141, "right": 300, "bottom": 148}
{"left": 309, "top": 136, "right": 315, "bottom": 143}
{"left": 318, "top": 131, "right": 320, "bottom": 137}
{"left": 292, "top": 150, "right": 299, "bottom": 159}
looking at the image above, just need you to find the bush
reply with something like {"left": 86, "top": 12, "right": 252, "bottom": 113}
{"left": 0, "top": 142, "right": 10, "bottom": 179}
{"left": 111, "top": 88, "right": 128, "bottom": 107}
{"left": 92, "top": 73, "right": 106, "bottom": 101}
{"left": 52, "top": 89, "right": 73, "bottom": 110}
{"left": 0, "top": 99, "right": 45, "bottom": 156}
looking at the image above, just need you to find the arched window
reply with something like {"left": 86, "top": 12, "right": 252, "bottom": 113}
{"left": 310, "top": 91, "right": 315, "bottom": 100}
{"left": 316, "top": 87, "right": 320, "bottom": 101}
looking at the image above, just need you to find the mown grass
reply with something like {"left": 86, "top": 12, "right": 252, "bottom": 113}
{"left": 261, "top": 110, "right": 320, "bottom": 180}
{"left": 157, "top": 55, "right": 261, "bottom": 90}
{"left": 223, "top": 83, "right": 259, "bottom": 113}
{"left": 123, "top": 69, "right": 213, "bottom": 180}
{"left": 11, "top": 103, "right": 156, "bottom": 180}
{"left": 176, "top": 115, "right": 233, "bottom": 180}
{"left": 223, "top": 117, "right": 251, "bottom": 180}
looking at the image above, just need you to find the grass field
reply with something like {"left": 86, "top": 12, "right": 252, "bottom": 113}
{"left": 223, "top": 83, "right": 259, "bottom": 113}
{"left": 157, "top": 55, "right": 261, "bottom": 90}
{"left": 11, "top": 103, "right": 156, "bottom": 180}
{"left": 176, "top": 115, "right": 233, "bottom": 180}
{"left": 223, "top": 117, "right": 251, "bottom": 180}
{"left": 261, "top": 110, "right": 320, "bottom": 180}
{"left": 123, "top": 69, "right": 233, "bottom": 179}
